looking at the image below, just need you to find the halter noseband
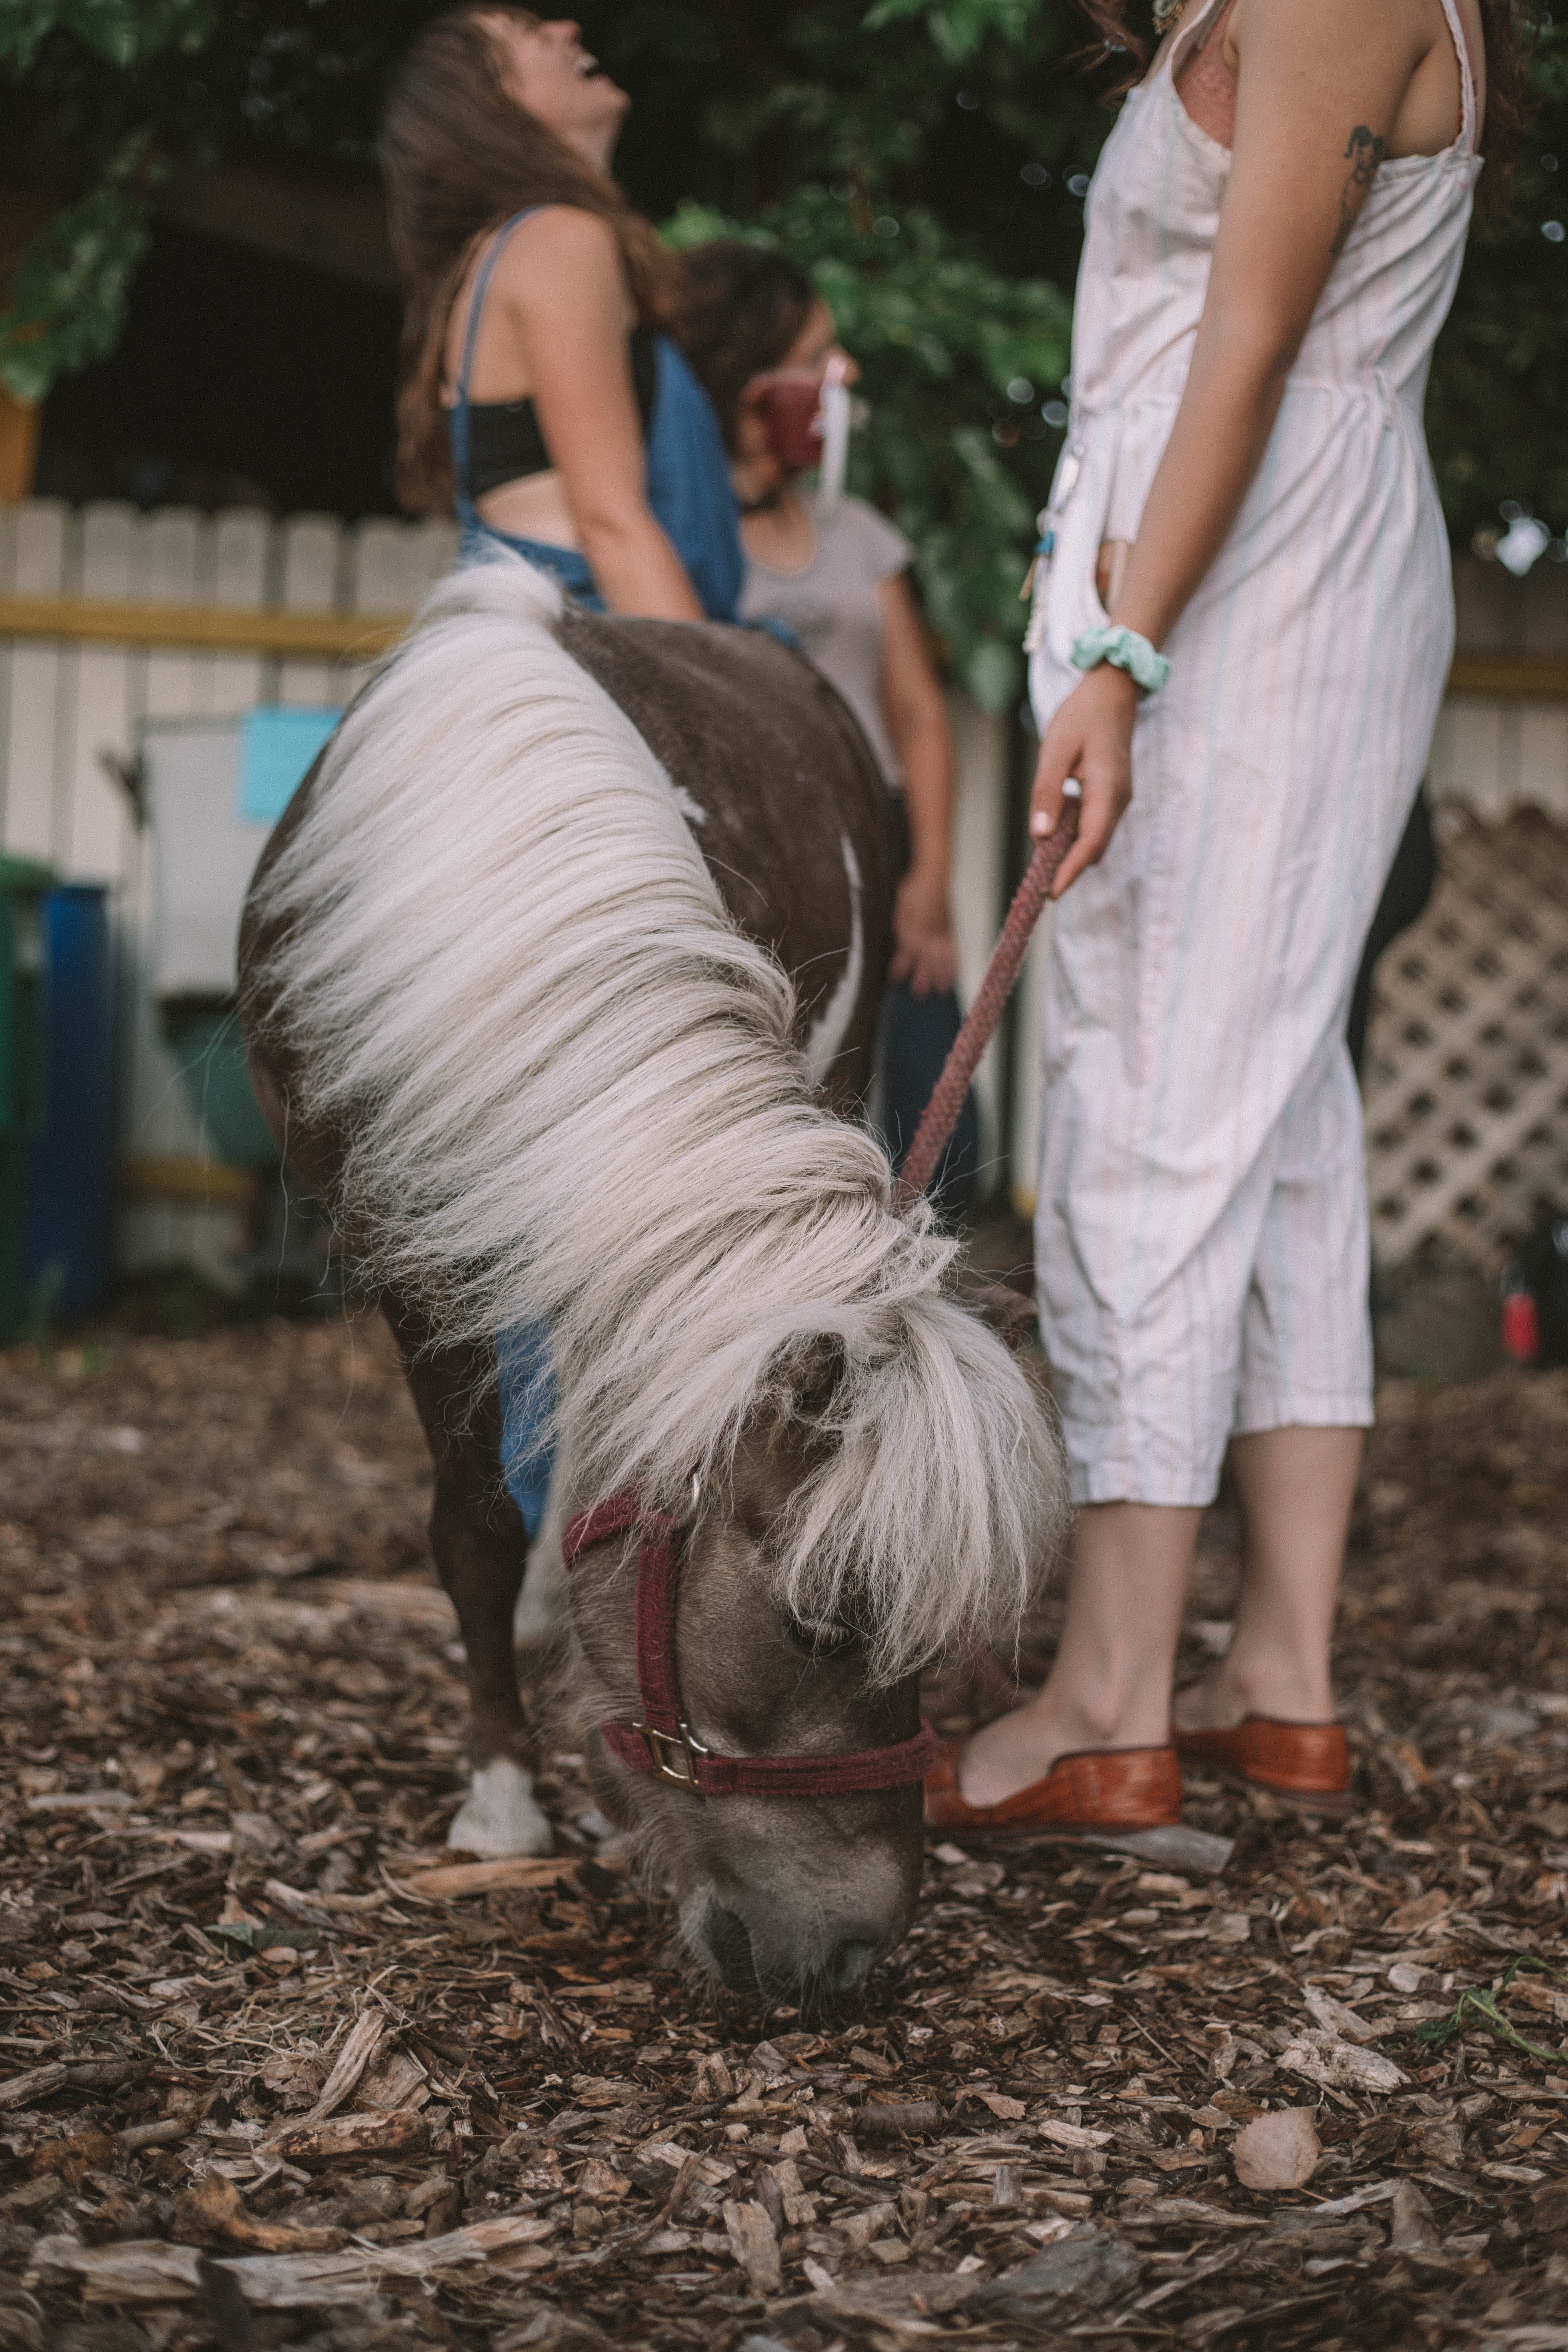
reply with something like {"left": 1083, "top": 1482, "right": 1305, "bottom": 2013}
{"left": 560, "top": 1486, "right": 937, "bottom": 1798}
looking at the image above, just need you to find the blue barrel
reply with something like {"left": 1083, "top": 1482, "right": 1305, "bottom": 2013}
{"left": 26, "top": 885, "right": 114, "bottom": 1323}
{"left": 0, "top": 856, "right": 52, "bottom": 1342}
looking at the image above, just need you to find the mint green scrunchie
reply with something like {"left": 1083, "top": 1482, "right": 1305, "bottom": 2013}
{"left": 1070, "top": 624, "right": 1170, "bottom": 695}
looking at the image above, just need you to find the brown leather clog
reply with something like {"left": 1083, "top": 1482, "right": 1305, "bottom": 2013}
{"left": 1174, "top": 1714, "right": 1352, "bottom": 1816}
{"left": 924, "top": 1736, "right": 1182, "bottom": 1840}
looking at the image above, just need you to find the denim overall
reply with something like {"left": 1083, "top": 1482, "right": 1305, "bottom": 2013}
{"left": 450, "top": 208, "right": 743, "bottom": 622}
{"left": 452, "top": 212, "right": 743, "bottom": 1533}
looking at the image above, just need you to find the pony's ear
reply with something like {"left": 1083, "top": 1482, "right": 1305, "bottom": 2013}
{"left": 790, "top": 1336, "right": 848, "bottom": 1423}
{"left": 958, "top": 1273, "right": 1037, "bottom": 1354}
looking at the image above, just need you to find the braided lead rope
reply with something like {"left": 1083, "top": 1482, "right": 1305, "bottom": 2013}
{"left": 892, "top": 788, "right": 1082, "bottom": 1217}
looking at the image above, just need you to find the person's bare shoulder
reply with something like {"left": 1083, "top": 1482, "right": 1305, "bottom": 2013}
{"left": 488, "top": 206, "right": 624, "bottom": 312}
{"left": 1231, "top": 0, "right": 1430, "bottom": 70}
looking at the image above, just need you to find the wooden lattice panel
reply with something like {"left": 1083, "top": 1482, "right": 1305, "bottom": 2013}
{"left": 1364, "top": 810, "right": 1568, "bottom": 1272}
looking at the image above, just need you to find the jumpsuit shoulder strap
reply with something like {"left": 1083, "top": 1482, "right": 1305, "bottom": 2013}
{"left": 1164, "top": 0, "right": 1234, "bottom": 84}
{"left": 450, "top": 207, "right": 544, "bottom": 518}
{"left": 1433, "top": 0, "right": 1478, "bottom": 150}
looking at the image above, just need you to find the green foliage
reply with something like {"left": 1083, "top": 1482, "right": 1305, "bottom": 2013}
{"left": 0, "top": 0, "right": 220, "bottom": 400}
{"left": 0, "top": 0, "right": 218, "bottom": 73}
{"left": 0, "top": 2, "right": 140, "bottom": 72}
{"left": 0, "top": 0, "right": 1564, "bottom": 654}
{"left": 1426, "top": 24, "right": 1568, "bottom": 547}
{"left": 863, "top": 0, "right": 1043, "bottom": 64}
{"left": 666, "top": 190, "right": 1070, "bottom": 708}
{"left": 867, "top": 0, "right": 1568, "bottom": 552}
{"left": 0, "top": 138, "right": 154, "bottom": 404}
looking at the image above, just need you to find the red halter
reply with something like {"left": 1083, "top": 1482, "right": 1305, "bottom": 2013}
{"left": 560, "top": 1488, "right": 937, "bottom": 1798}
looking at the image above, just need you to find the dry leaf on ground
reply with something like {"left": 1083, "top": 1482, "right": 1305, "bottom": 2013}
{"left": 1232, "top": 2106, "right": 1322, "bottom": 2191}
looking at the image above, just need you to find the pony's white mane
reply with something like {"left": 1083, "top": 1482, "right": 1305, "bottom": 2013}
{"left": 254, "top": 554, "right": 1067, "bottom": 1674}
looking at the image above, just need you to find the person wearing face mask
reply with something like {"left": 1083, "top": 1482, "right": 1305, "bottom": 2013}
{"left": 680, "top": 242, "right": 981, "bottom": 1220}
{"left": 382, "top": 8, "right": 740, "bottom": 621}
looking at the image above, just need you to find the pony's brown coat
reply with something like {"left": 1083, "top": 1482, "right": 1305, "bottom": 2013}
{"left": 558, "top": 609, "right": 892, "bottom": 1102}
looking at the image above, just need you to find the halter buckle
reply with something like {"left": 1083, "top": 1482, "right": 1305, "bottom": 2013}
{"left": 634, "top": 1720, "right": 710, "bottom": 1789}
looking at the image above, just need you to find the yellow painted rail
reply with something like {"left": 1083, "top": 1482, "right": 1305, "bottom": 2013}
{"left": 1446, "top": 652, "right": 1568, "bottom": 698}
{"left": 0, "top": 593, "right": 1566, "bottom": 694}
{"left": 0, "top": 594, "right": 406, "bottom": 658}
{"left": 122, "top": 1155, "right": 254, "bottom": 1206}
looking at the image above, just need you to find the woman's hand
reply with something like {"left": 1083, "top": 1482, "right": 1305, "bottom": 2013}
{"left": 891, "top": 866, "right": 958, "bottom": 996}
{"left": 1028, "top": 662, "right": 1139, "bottom": 898}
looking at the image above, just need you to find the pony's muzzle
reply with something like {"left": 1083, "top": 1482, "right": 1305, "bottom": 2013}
{"left": 680, "top": 1884, "right": 904, "bottom": 2007}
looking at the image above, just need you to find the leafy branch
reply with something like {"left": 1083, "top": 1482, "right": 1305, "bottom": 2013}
{"left": 863, "top": 0, "right": 1044, "bottom": 64}
{"left": 0, "top": 133, "right": 158, "bottom": 405}
{"left": 0, "top": 1, "right": 222, "bottom": 404}
{"left": 1416, "top": 1954, "right": 1568, "bottom": 2066}
{"left": 0, "top": 0, "right": 218, "bottom": 74}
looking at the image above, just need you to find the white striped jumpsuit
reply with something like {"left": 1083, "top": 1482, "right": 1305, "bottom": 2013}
{"left": 1028, "top": 0, "right": 1482, "bottom": 1505}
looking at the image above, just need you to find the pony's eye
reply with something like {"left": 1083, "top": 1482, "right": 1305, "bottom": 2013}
{"left": 784, "top": 1612, "right": 858, "bottom": 1659}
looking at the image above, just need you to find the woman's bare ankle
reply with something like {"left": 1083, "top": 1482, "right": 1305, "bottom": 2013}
{"left": 960, "top": 1686, "right": 1170, "bottom": 1806}
{"left": 1174, "top": 1656, "right": 1334, "bottom": 1734}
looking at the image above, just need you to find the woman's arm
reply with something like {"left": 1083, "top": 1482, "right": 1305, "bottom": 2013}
{"left": 487, "top": 210, "right": 703, "bottom": 619}
{"left": 1032, "top": 0, "right": 1438, "bottom": 896}
{"left": 878, "top": 572, "right": 958, "bottom": 996}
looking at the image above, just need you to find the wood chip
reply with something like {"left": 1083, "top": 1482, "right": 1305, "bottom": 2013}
{"left": 32, "top": 2237, "right": 207, "bottom": 2304}
{"left": 390, "top": 1857, "right": 582, "bottom": 1898}
{"left": 858, "top": 2100, "right": 944, "bottom": 2138}
{"left": 722, "top": 2198, "right": 782, "bottom": 2294}
{"left": 32, "top": 2212, "right": 556, "bottom": 2309}
{"left": 1390, "top": 2180, "right": 1443, "bottom": 2254}
{"left": 1302, "top": 1988, "right": 1382, "bottom": 2044}
{"left": 1038, "top": 2118, "right": 1114, "bottom": 2151}
{"left": 172, "top": 2171, "right": 346, "bottom": 2254}
{"left": 1278, "top": 2031, "right": 1407, "bottom": 2094}
{"left": 6, "top": 1303, "right": 1558, "bottom": 2351}
{"left": 264, "top": 2108, "right": 430, "bottom": 2165}
{"left": 290, "top": 2010, "right": 386, "bottom": 2128}
{"left": 0, "top": 2062, "right": 66, "bottom": 2110}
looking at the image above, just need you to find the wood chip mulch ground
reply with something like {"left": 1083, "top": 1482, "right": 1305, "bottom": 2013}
{"left": 2, "top": 1310, "right": 1566, "bottom": 2352}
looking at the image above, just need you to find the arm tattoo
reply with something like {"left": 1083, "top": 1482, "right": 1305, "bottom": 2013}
{"left": 1332, "top": 124, "right": 1386, "bottom": 256}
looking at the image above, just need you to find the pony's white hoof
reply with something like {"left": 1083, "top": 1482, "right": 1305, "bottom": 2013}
{"left": 448, "top": 1760, "right": 554, "bottom": 1857}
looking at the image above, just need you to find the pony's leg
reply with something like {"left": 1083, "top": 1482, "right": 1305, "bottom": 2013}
{"left": 513, "top": 1544, "right": 568, "bottom": 1654}
{"left": 384, "top": 1297, "right": 554, "bottom": 1858}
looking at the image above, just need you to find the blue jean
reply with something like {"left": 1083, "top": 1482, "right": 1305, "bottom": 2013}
{"left": 456, "top": 523, "right": 606, "bottom": 612}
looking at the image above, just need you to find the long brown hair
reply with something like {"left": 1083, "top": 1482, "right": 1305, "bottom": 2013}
{"left": 382, "top": 4, "right": 680, "bottom": 513}
{"left": 1074, "top": 0, "right": 1538, "bottom": 206}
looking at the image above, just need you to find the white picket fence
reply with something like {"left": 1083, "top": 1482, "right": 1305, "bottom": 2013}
{"left": 0, "top": 500, "right": 459, "bottom": 1279}
{"left": 4, "top": 498, "right": 1564, "bottom": 1286}
{"left": 0, "top": 500, "right": 460, "bottom": 872}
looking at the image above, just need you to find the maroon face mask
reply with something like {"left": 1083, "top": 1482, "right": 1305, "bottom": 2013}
{"left": 756, "top": 371, "right": 825, "bottom": 471}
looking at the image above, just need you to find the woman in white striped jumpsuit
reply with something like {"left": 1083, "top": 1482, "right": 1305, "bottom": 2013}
{"left": 944, "top": 0, "right": 1506, "bottom": 1828}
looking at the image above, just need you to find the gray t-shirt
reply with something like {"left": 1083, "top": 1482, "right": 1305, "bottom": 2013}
{"left": 738, "top": 494, "right": 914, "bottom": 788}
